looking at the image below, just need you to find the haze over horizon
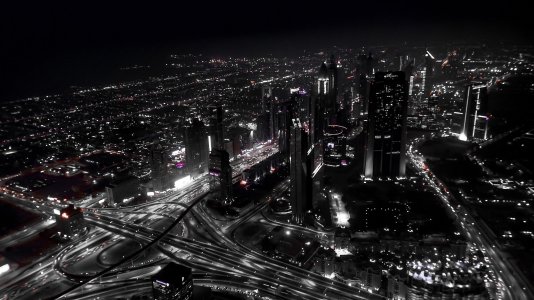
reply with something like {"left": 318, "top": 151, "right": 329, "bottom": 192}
{"left": 1, "top": 0, "right": 533, "bottom": 101}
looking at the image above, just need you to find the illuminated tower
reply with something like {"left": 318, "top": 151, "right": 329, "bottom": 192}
{"left": 262, "top": 85, "right": 275, "bottom": 140}
{"left": 454, "top": 83, "right": 489, "bottom": 141}
{"left": 261, "top": 85, "right": 273, "bottom": 113}
{"left": 423, "top": 50, "right": 435, "bottom": 96}
{"left": 207, "top": 104, "right": 224, "bottom": 151}
{"left": 364, "top": 71, "right": 408, "bottom": 179}
{"left": 318, "top": 62, "right": 329, "bottom": 95}
{"left": 277, "top": 99, "right": 296, "bottom": 154}
{"left": 184, "top": 118, "right": 208, "bottom": 177}
{"left": 289, "top": 118, "right": 310, "bottom": 224}
{"left": 356, "top": 51, "right": 374, "bottom": 115}
{"left": 326, "top": 54, "right": 339, "bottom": 121}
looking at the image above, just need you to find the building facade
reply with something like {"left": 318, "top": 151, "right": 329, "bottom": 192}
{"left": 364, "top": 71, "right": 408, "bottom": 179}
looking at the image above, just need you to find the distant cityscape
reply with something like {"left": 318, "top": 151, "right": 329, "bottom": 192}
{"left": 1, "top": 43, "right": 534, "bottom": 300}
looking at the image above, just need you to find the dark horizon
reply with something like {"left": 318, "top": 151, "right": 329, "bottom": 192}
{"left": 2, "top": 0, "right": 533, "bottom": 101}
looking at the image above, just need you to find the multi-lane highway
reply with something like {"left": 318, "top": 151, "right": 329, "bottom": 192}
{"left": 55, "top": 141, "right": 380, "bottom": 299}
{"left": 0, "top": 138, "right": 380, "bottom": 300}
{"left": 84, "top": 206, "right": 381, "bottom": 300}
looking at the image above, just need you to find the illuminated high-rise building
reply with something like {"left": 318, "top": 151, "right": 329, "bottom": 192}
{"left": 318, "top": 62, "right": 329, "bottom": 94}
{"left": 152, "top": 262, "right": 193, "bottom": 300}
{"left": 291, "top": 88, "right": 311, "bottom": 126}
{"left": 364, "top": 71, "right": 408, "bottom": 179}
{"left": 311, "top": 90, "right": 325, "bottom": 146}
{"left": 184, "top": 118, "right": 208, "bottom": 177}
{"left": 261, "top": 85, "right": 273, "bottom": 113}
{"left": 452, "top": 83, "right": 489, "bottom": 141}
{"left": 425, "top": 50, "right": 435, "bottom": 78}
{"left": 341, "top": 90, "right": 353, "bottom": 124}
{"left": 327, "top": 55, "right": 338, "bottom": 121}
{"left": 262, "top": 85, "right": 275, "bottom": 139}
{"left": 358, "top": 74, "right": 370, "bottom": 115}
{"left": 209, "top": 149, "right": 233, "bottom": 203}
{"left": 289, "top": 118, "right": 310, "bottom": 224}
{"left": 400, "top": 55, "right": 416, "bottom": 116}
{"left": 423, "top": 50, "right": 435, "bottom": 96}
{"left": 207, "top": 104, "right": 224, "bottom": 151}
{"left": 276, "top": 100, "right": 296, "bottom": 155}
{"left": 317, "top": 55, "right": 339, "bottom": 124}
{"left": 308, "top": 64, "right": 330, "bottom": 212}
{"left": 356, "top": 51, "right": 374, "bottom": 116}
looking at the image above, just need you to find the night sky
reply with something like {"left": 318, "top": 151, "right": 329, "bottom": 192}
{"left": 1, "top": 0, "right": 532, "bottom": 101}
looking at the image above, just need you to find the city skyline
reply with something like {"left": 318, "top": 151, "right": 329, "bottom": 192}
{"left": 1, "top": 3, "right": 534, "bottom": 300}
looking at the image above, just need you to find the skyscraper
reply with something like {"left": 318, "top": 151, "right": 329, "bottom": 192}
{"left": 150, "top": 143, "right": 170, "bottom": 192}
{"left": 317, "top": 62, "right": 329, "bottom": 95}
{"left": 327, "top": 55, "right": 339, "bottom": 121}
{"left": 308, "top": 65, "right": 330, "bottom": 213}
{"left": 184, "top": 118, "right": 209, "bottom": 177}
{"left": 261, "top": 85, "right": 273, "bottom": 113}
{"left": 256, "top": 112, "right": 271, "bottom": 142}
{"left": 313, "top": 63, "right": 328, "bottom": 145}
{"left": 276, "top": 100, "right": 296, "bottom": 155}
{"left": 290, "top": 118, "right": 310, "bottom": 224}
{"left": 366, "top": 52, "right": 375, "bottom": 77}
{"left": 356, "top": 51, "right": 374, "bottom": 116}
{"left": 209, "top": 149, "right": 233, "bottom": 203}
{"left": 425, "top": 50, "right": 435, "bottom": 78}
{"left": 317, "top": 56, "right": 339, "bottom": 124}
{"left": 207, "top": 104, "right": 224, "bottom": 151}
{"left": 364, "top": 71, "right": 408, "bottom": 179}
{"left": 423, "top": 50, "right": 435, "bottom": 97}
{"left": 358, "top": 74, "right": 370, "bottom": 115}
{"left": 453, "top": 83, "right": 489, "bottom": 141}
{"left": 401, "top": 55, "right": 415, "bottom": 116}
{"left": 291, "top": 88, "right": 311, "bottom": 124}
{"left": 340, "top": 90, "right": 354, "bottom": 126}
{"left": 357, "top": 50, "right": 374, "bottom": 77}
{"left": 262, "top": 85, "right": 275, "bottom": 140}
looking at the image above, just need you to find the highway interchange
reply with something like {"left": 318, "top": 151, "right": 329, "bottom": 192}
{"left": 0, "top": 142, "right": 382, "bottom": 300}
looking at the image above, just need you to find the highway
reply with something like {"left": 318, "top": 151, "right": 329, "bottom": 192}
{"left": 0, "top": 140, "right": 378, "bottom": 300}
{"left": 52, "top": 146, "right": 379, "bottom": 299}
{"left": 84, "top": 208, "right": 382, "bottom": 300}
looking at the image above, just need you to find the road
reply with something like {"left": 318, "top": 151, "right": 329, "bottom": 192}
{"left": 1, "top": 139, "right": 379, "bottom": 300}
{"left": 85, "top": 209, "right": 381, "bottom": 300}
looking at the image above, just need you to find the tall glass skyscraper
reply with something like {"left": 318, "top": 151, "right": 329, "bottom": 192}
{"left": 364, "top": 71, "right": 408, "bottom": 179}
{"left": 452, "top": 83, "right": 489, "bottom": 141}
{"left": 207, "top": 104, "right": 224, "bottom": 151}
{"left": 289, "top": 118, "right": 310, "bottom": 224}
